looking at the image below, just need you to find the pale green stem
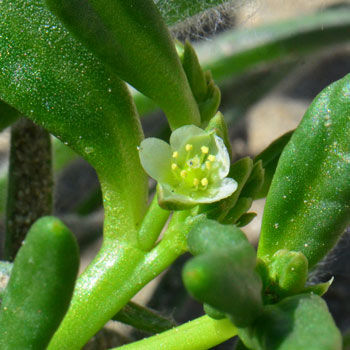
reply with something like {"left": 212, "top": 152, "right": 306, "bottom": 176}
{"left": 48, "top": 210, "right": 199, "bottom": 350}
{"left": 138, "top": 195, "right": 171, "bottom": 251}
{"left": 111, "top": 315, "right": 237, "bottom": 350}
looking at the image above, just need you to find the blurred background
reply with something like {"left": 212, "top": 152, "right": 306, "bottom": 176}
{"left": 0, "top": 0, "right": 350, "bottom": 348}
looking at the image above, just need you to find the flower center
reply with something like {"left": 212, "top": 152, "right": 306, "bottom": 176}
{"left": 170, "top": 143, "right": 218, "bottom": 191}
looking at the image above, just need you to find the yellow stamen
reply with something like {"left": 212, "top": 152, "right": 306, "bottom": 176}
{"left": 205, "top": 161, "right": 211, "bottom": 170}
{"left": 180, "top": 170, "right": 187, "bottom": 178}
{"left": 172, "top": 151, "right": 178, "bottom": 158}
{"left": 171, "top": 163, "right": 178, "bottom": 170}
{"left": 193, "top": 178, "right": 199, "bottom": 186}
{"left": 201, "top": 146, "right": 209, "bottom": 154}
{"left": 201, "top": 178, "right": 208, "bottom": 187}
{"left": 185, "top": 144, "right": 193, "bottom": 151}
{"left": 208, "top": 154, "right": 216, "bottom": 162}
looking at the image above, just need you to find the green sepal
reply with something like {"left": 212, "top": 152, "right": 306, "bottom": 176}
{"left": 187, "top": 219, "right": 249, "bottom": 256}
{"left": 223, "top": 198, "right": 253, "bottom": 225}
{"left": 183, "top": 249, "right": 263, "bottom": 327}
{"left": 238, "top": 294, "right": 342, "bottom": 350}
{"left": 203, "top": 303, "right": 226, "bottom": 320}
{"left": 258, "top": 74, "right": 350, "bottom": 268}
{"left": 157, "top": 184, "right": 196, "bottom": 211}
{"left": 205, "top": 112, "right": 232, "bottom": 159}
{"left": 0, "top": 217, "right": 79, "bottom": 350}
{"left": 255, "top": 258, "right": 270, "bottom": 291}
{"left": 240, "top": 160, "right": 265, "bottom": 199}
{"left": 199, "top": 78, "right": 221, "bottom": 124}
{"left": 302, "top": 277, "right": 333, "bottom": 297}
{"left": 226, "top": 157, "right": 254, "bottom": 204}
{"left": 183, "top": 40, "right": 208, "bottom": 102}
{"left": 236, "top": 212, "right": 257, "bottom": 227}
{"left": 44, "top": 0, "right": 200, "bottom": 129}
{"left": 205, "top": 157, "right": 253, "bottom": 221}
{"left": 254, "top": 130, "right": 293, "bottom": 199}
{"left": 268, "top": 250, "right": 308, "bottom": 297}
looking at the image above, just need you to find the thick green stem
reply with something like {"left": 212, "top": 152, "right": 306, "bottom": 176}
{"left": 48, "top": 211, "right": 198, "bottom": 350}
{"left": 137, "top": 195, "right": 170, "bottom": 251}
{"left": 112, "top": 315, "right": 237, "bottom": 350}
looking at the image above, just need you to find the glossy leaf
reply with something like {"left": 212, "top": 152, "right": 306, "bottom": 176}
{"left": 268, "top": 250, "right": 308, "bottom": 298}
{"left": 183, "top": 250, "right": 263, "bottom": 327}
{"left": 45, "top": 0, "right": 200, "bottom": 129}
{"left": 258, "top": 74, "right": 350, "bottom": 268}
{"left": 0, "top": 217, "right": 79, "bottom": 350}
{"left": 187, "top": 219, "right": 249, "bottom": 256}
{"left": 0, "top": 0, "right": 148, "bottom": 239}
{"left": 238, "top": 294, "right": 342, "bottom": 350}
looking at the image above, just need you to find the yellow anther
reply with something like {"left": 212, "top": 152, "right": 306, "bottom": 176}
{"left": 171, "top": 163, "right": 178, "bottom": 170}
{"left": 185, "top": 144, "right": 193, "bottom": 151}
{"left": 208, "top": 154, "right": 216, "bottom": 162}
{"left": 205, "top": 161, "right": 211, "bottom": 170}
{"left": 193, "top": 178, "right": 199, "bottom": 186}
{"left": 201, "top": 178, "right": 208, "bottom": 187}
{"left": 201, "top": 146, "right": 209, "bottom": 154}
{"left": 180, "top": 170, "right": 187, "bottom": 178}
{"left": 172, "top": 151, "right": 179, "bottom": 158}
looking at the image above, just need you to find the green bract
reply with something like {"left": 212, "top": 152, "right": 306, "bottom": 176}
{"left": 139, "top": 125, "right": 237, "bottom": 210}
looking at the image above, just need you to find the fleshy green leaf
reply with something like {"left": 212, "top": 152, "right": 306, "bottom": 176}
{"left": 268, "top": 250, "right": 308, "bottom": 298}
{"left": 183, "top": 249, "right": 263, "bottom": 327}
{"left": 0, "top": 217, "right": 79, "bottom": 350}
{"left": 258, "top": 74, "right": 350, "bottom": 268}
{"left": 187, "top": 219, "right": 249, "bottom": 256}
{"left": 0, "top": 0, "right": 148, "bottom": 238}
{"left": 44, "top": 0, "right": 200, "bottom": 129}
{"left": 238, "top": 294, "right": 342, "bottom": 350}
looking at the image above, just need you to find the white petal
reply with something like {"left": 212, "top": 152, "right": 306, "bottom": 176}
{"left": 170, "top": 125, "right": 207, "bottom": 150}
{"left": 214, "top": 135, "right": 231, "bottom": 178}
{"left": 195, "top": 178, "right": 238, "bottom": 203}
{"left": 138, "top": 138, "right": 175, "bottom": 184}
